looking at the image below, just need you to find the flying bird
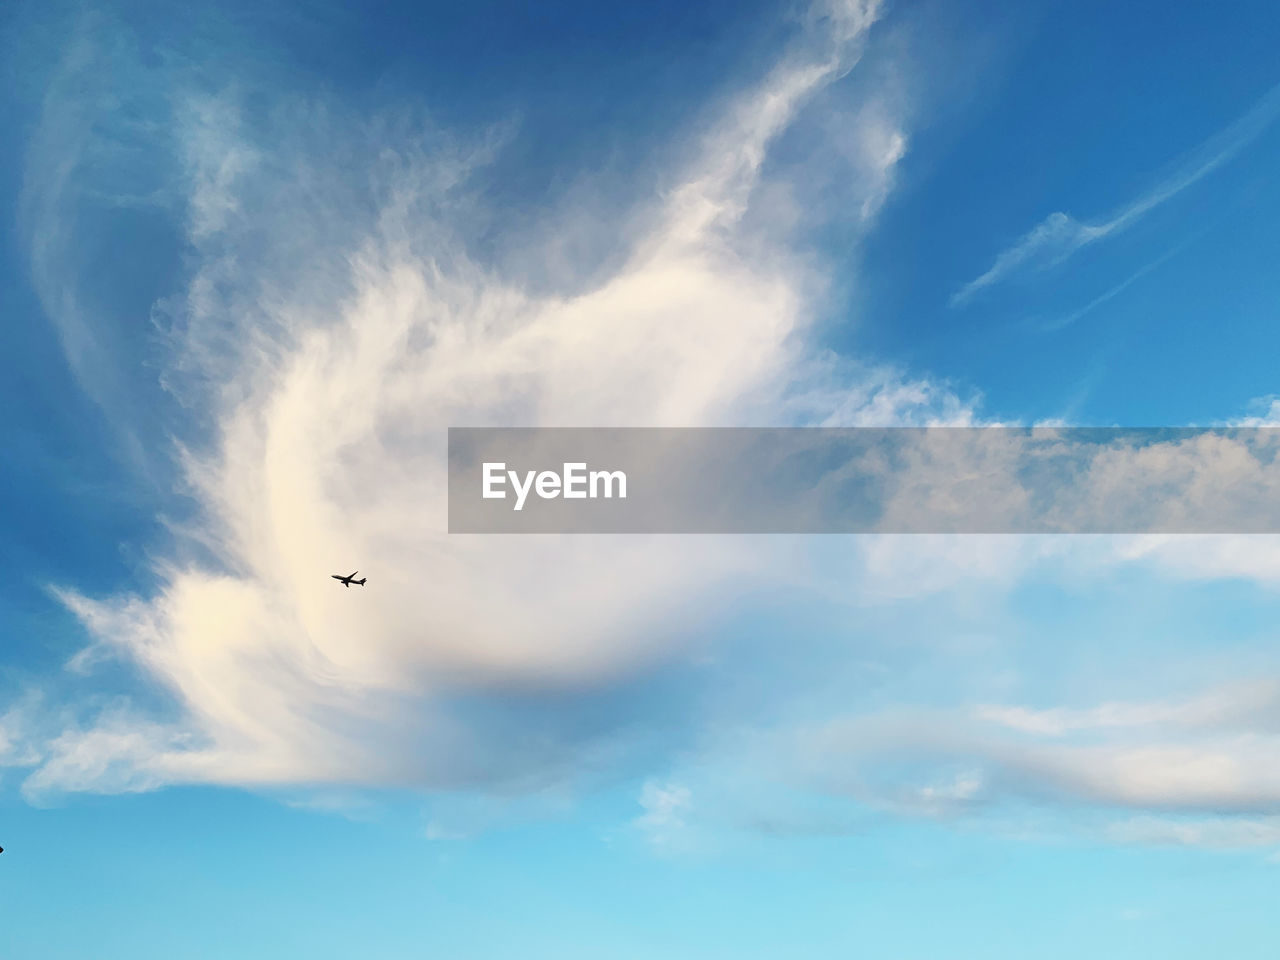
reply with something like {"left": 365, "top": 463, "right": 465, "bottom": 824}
{"left": 331, "top": 571, "right": 367, "bottom": 587}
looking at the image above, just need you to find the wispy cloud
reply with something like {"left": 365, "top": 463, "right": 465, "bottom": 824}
{"left": 796, "top": 677, "right": 1280, "bottom": 846}
{"left": 17, "top": 16, "right": 183, "bottom": 482}
{"left": 1109, "top": 815, "right": 1280, "bottom": 852}
{"left": 951, "top": 81, "right": 1280, "bottom": 306}
{"left": 22, "top": 0, "right": 987, "bottom": 800}
{"left": 1038, "top": 239, "right": 1192, "bottom": 332}
{"left": 634, "top": 780, "right": 693, "bottom": 850}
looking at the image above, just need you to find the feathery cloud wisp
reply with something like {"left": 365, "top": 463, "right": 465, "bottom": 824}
{"left": 951, "top": 81, "right": 1280, "bottom": 306}
{"left": 797, "top": 677, "right": 1280, "bottom": 839}
{"left": 21, "top": 0, "right": 973, "bottom": 798}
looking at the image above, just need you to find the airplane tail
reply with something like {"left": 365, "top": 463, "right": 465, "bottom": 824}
{"left": 356, "top": 578, "right": 367, "bottom": 585}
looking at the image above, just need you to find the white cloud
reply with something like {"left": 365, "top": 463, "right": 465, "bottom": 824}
{"left": 1113, "top": 535, "right": 1280, "bottom": 586}
{"left": 977, "top": 680, "right": 1280, "bottom": 737}
{"left": 0, "top": 698, "right": 44, "bottom": 770}
{"left": 17, "top": 15, "right": 178, "bottom": 482}
{"left": 35, "top": 3, "right": 1280, "bottom": 851}
{"left": 28, "top": 0, "right": 990, "bottom": 799}
{"left": 635, "top": 780, "right": 693, "bottom": 849}
{"left": 1108, "top": 815, "right": 1280, "bottom": 851}
{"left": 1040, "top": 241, "right": 1191, "bottom": 332}
{"left": 951, "top": 81, "right": 1280, "bottom": 306}
{"left": 1229, "top": 396, "right": 1280, "bottom": 428}
{"left": 805, "top": 679, "right": 1280, "bottom": 823}
{"left": 179, "top": 95, "right": 258, "bottom": 241}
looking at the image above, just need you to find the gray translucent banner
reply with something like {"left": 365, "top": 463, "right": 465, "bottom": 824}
{"left": 447, "top": 427, "right": 1280, "bottom": 533}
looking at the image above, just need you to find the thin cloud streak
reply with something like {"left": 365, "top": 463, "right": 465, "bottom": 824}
{"left": 951, "top": 81, "right": 1280, "bottom": 306}
{"left": 798, "top": 678, "right": 1280, "bottom": 829}
{"left": 1038, "top": 240, "right": 1191, "bottom": 332}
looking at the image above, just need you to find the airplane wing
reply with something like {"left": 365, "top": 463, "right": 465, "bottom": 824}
{"left": 348, "top": 571, "right": 358, "bottom": 579}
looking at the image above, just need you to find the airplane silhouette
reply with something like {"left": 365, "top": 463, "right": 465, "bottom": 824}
{"left": 331, "top": 571, "right": 367, "bottom": 587}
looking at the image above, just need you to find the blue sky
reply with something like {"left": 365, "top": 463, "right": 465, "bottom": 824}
{"left": 5, "top": 0, "right": 1280, "bottom": 956}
